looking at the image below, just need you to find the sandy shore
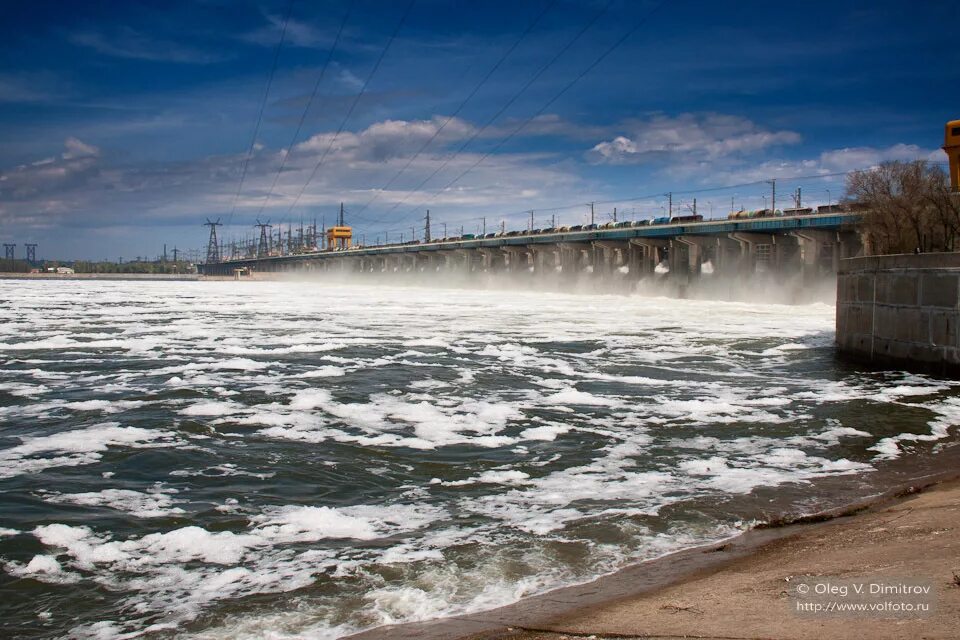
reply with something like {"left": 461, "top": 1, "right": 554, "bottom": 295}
{"left": 349, "top": 475, "right": 960, "bottom": 640}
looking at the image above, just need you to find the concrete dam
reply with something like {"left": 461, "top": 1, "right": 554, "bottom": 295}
{"left": 198, "top": 211, "right": 862, "bottom": 285}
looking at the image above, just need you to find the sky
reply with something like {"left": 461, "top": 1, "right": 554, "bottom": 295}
{"left": 1, "top": 0, "right": 958, "bottom": 261}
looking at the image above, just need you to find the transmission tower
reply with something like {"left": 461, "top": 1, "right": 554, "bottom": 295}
{"left": 3, "top": 244, "right": 15, "bottom": 270}
{"left": 424, "top": 209, "right": 431, "bottom": 243}
{"left": 255, "top": 219, "right": 272, "bottom": 257}
{"left": 203, "top": 218, "right": 222, "bottom": 263}
{"left": 25, "top": 244, "right": 37, "bottom": 264}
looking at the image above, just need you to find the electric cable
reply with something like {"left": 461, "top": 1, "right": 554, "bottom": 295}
{"left": 225, "top": 0, "right": 295, "bottom": 229}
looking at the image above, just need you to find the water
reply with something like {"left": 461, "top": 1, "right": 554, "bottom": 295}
{"left": 1, "top": 279, "right": 958, "bottom": 639}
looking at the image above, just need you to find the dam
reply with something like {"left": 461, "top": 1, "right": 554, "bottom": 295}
{"left": 198, "top": 211, "right": 863, "bottom": 283}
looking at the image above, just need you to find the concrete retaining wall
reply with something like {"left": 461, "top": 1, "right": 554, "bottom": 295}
{"left": 836, "top": 253, "right": 960, "bottom": 375}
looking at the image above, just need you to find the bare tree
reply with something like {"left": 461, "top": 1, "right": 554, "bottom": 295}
{"left": 846, "top": 160, "right": 960, "bottom": 254}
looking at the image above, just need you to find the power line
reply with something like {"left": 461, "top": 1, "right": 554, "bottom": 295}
{"left": 255, "top": 0, "right": 356, "bottom": 219}
{"left": 369, "top": 0, "right": 615, "bottom": 223}
{"left": 225, "top": 0, "right": 295, "bottom": 229}
{"left": 347, "top": 168, "right": 863, "bottom": 238}
{"left": 195, "top": 162, "right": 929, "bottom": 254}
{"left": 400, "top": 0, "right": 671, "bottom": 219}
{"left": 283, "top": 0, "right": 417, "bottom": 219}
{"left": 348, "top": 0, "right": 559, "bottom": 222}
{"left": 495, "top": 170, "right": 855, "bottom": 219}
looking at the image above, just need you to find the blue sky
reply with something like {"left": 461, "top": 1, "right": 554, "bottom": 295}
{"left": 1, "top": 0, "right": 957, "bottom": 260}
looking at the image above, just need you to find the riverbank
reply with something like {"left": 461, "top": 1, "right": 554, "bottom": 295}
{"left": 0, "top": 272, "right": 199, "bottom": 280}
{"left": 348, "top": 473, "right": 960, "bottom": 640}
{"left": 494, "top": 476, "right": 960, "bottom": 640}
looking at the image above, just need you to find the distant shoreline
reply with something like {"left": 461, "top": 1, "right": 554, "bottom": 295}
{"left": 0, "top": 272, "right": 200, "bottom": 281}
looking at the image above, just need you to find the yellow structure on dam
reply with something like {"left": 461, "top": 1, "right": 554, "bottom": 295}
{"left": 326, "top": 225, "right": 353, "bottom": 250}
{"left": 326, "top": 202, "right": 353, "bottom": 249}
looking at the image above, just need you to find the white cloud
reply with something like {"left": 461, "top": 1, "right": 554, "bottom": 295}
{"left": 587, "top": 113, "right": 801, "bottom": 165}
{"left": 0, "top": 138, "right": 102, "bottom": 208}
{"left": 294, "top": 115, "right": 477, "bottom": 162}
{"left": 0, "top": 117, "right": 581, "bottom": 238}
{"left": 675, "top": 143, "right": 943, "bottom": 186}
{"left": 818, "top": 143, "right": 938, "bottom": 172}
{"left": 337, "top": 68, "right": 364, "bottom": 91}
{"left": 69, "top": 27, "right": 228, "bottom": 64}
{"left": 490, "top": 114, "right": 613, "bottom": 141}
{"left": 243, "top": 14, "right": 335, "bottom": 49}
{"left": 62, "top": 137, "right": 100, "bottom": 160}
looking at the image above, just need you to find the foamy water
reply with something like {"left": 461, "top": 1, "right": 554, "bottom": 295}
{"left": 0, "top": 279, "right": 957, "bottom": 639}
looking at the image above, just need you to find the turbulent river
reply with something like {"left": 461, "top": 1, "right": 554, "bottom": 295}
{"left": 1, "top": 279, "right": 958, "bottom": 639}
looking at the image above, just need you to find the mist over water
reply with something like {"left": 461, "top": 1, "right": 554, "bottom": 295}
{"left": 1, "top": 279, "right": 957, "bottom": 639}
{"left": 248, "top": 264, "right": 839, "bottom": 306}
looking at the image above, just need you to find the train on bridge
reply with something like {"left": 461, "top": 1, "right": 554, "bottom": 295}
{"left": 348, "top": 202, "right": 866, "bottom": 250}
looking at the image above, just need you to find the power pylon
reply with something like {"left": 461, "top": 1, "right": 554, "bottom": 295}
{"left": 3, "top": 244, "right": 15, "bottom": 270}
{"left": 255, "top": 219, "right": 272, "bottom": 257}
{"left": 424, "top": 209, "right": 431, "bottom": 243}
{"left": 25, "top": 244, "right": 37, "bottom": 264}
{"left": 203, "top": 218, "right": 222, "bottom": 263}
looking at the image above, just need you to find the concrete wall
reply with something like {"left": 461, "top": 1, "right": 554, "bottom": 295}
{"left": 836, "top": 253, "right": 960, "bottom": 375}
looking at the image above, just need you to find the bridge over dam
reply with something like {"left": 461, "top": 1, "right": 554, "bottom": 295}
{"left": 199, "top": 212, "right": 863, "bottom": 288}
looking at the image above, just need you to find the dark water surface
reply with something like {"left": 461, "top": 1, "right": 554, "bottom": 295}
{"left": 0, "top": 280, "right": 957, "bottom": 639}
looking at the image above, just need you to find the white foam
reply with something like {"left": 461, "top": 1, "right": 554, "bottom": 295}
{"left": 543, "top": 388, "right": 620, "bottom": 407}
{"left": 0, "top": 423, "right": 181, "bottom": 478}
{"left": 64, "top": 399, "right": 146, "bottom": 413}
{"left": 519, "top": 423, "right": 570, "bottom": 441}
{"left": 441, "top": 470, "right": 531, "bottom": 487}
{"left": 44, "top": 487, "right": 185, "bottom": 518}
{"left": 8, "top": 279, "right": 958, "bottom": 640}
{"left": 301, "top": 366, "right": 346, "bottom": 378}
{"left": 252, "top": 503, "right": 444, "bottom": 543}
{"left": 169, "top": 464, "right": 275, "bottom": 480}
{"left": 179, "top": 401, "right": 245, "bottom": 417}
{"left": 3, "top": 554, "right": 81, "bottom": 584}
{"left": 288, "top": 389, "right": 333, "bottom": 411}
{"left": 26, "top": 500, "right": 447, "bottom": 636}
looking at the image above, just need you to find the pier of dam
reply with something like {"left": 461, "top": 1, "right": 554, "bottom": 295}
{"left": 198, "top": 212, "right": 863, "bottom": 286}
